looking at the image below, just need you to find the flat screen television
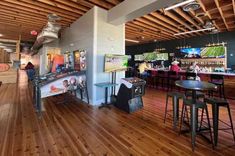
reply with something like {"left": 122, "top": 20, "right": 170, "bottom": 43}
{"left": 200, "top": 46, "right": 225, "bottom": 58}
{"left": 180, "top": 48, "right": 201, "bottom": 58}
{"left": 134, "top": 54, "right": 144, "bottom": 61}
{"left": 104, "top": 54, "right": 128, "bottom": 72}
{"left": 143, "top": 52, "right": 157, "bottom": 61}
{"left": 156, "top": 53, "right": 169, "bottom": 60}
{"left": 180, "top": 46, "right": 226, "bottom": 58}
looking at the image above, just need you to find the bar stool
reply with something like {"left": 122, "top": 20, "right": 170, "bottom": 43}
{"left": 146, "top": 70, "right": 154, "bottom": 87}
{"left": 185, "top": 72, "right": 204, "bottom": 99}
{"left": 204, "top": 97, "right": 235, "bottom": 146}
{"left": 164, "top": 92, "right": 185, "bottom": 129}
{"left": 151, "top": 70, "right": 157, "bottom": 88}
{"left": 0, "top": 81, "right": 2, "bottom": 87}
{"left": 167, "top": 71, "right": 180, "bottom": 91}
{"left": 156, "top": 70, "right": 166, "bottom": 89}
{"left": 179, "top": 99, "right": 214, "bottom": 151}
{"left": 209, "top": 74, "right": 225, "bottom": 99}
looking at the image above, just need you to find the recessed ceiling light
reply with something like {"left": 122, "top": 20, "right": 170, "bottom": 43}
{"left": 0, "top": 34, "right": 3, "bottom": 37}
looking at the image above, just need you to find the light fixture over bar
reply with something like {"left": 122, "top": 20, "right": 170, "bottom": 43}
{"left": 165, "top": 0, "right": 195, "bottom": 11}
{"left": 174, "top": 27, "right": 216, "bottom": 36}
{"left": 125, "top": 39, "right": 140, "bottom": 43}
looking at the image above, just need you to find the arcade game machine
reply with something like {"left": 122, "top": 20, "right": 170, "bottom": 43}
{"left": 115, "top": 77, "right": 146, "bottom": 113}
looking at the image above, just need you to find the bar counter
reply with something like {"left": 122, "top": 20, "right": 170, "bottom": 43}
{"left": 148, "top": 68, "right": 235, "bottom": 99}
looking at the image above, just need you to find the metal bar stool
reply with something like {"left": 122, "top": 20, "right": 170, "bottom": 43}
{"left": 179, "top": 99, "right": 214, "bottom": 151}
{"left": 167, "top": 71, "right": 180, "bottom": 91}
{"left": 209, "top": 74, "right": 226, "bottom": 99}
{"left": 164, "top": 92, "right": 185, "bottom": 129}
{"left": 204, "top": 97, "right": 235, "bottom": 146}
{"left": 156, "top": 70, "right": 166, "bottom": 89}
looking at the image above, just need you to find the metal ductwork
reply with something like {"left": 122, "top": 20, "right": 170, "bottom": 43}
{"left": 31, "top": 14, "right": 61, "bottom": 54}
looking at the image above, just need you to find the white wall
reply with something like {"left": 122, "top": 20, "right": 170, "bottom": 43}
{"left": 94, "top": 7, "right": 125, "bottom": 103}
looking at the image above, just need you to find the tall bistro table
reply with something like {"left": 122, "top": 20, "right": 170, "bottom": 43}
{"left": 95, "top": 82, "right": 118, "bottom": 109}
{"left": 175, "top": 80, "right": 217, "bottom": 139}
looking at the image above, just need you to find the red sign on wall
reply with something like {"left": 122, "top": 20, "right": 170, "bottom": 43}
{"left": 0, "top": 63, "right": 10, "bottom": 72}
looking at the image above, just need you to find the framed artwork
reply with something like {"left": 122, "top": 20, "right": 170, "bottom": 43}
{"left": 73, "top": 50, "right": 80, "bottom": 71}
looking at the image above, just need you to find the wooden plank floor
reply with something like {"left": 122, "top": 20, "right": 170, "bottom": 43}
{"left": 0, "top": 71, "right": 235, "bottom": 156}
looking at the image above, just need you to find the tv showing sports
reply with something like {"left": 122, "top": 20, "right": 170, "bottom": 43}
{"left": 143, "top": 52, "right": 157, "bottom": 61}
{"left": 180, "top": 48, "right": 201, "bottom": 58}
{"left": 156, "top": 53, "right": 169, "bottom": 60}
{"left": 104, "top": 54, "right": 128, "bottom": 72}
{"left": 134, "top": 54, "right": 144, "bottom": 61}
{"left": 200, "top": 46, "right": 225, "bottom": 58}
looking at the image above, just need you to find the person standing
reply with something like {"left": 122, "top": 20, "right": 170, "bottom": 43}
{"left": 25, "top": 62, "right": 35, "bottom": 81}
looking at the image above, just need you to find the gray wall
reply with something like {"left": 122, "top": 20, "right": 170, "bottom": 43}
{"left": 126, "top": 31, "right": 235, "bottom": 67}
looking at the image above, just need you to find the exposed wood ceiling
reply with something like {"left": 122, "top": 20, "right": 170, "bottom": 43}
{"left": 0, "top": 0, "right": 234, "bottom": 46}
{"left": 126, "top": 0, "right": 235, "bottom": 45}
{"left": 0, "top": 0, "right": 124, "bottom": 42}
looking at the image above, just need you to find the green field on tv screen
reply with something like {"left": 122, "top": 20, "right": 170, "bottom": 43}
{"left": 200, "top": 46, "right": 225, "bottom": 58}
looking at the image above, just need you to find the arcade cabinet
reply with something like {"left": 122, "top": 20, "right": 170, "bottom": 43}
{"left": 115, "top": 77, "right": 146, "bottom": 113}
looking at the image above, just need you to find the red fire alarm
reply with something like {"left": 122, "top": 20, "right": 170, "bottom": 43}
{"left": 30, "top": 30, "right": 38, "bottom": 36}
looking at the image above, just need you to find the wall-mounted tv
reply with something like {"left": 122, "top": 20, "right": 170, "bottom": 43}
{"left": 156, "top": 53, "right": 169, "bottom": 60}
{"left": 180, "top": 46, "right": 226, "bottom": 58}
{"left": 134, "top": 54, "right": 144, "bottom": 61}
{"left": 200, "top": 46, "right": 225, "bottom": 58}
{"left": 143, "top": 52, "right": 157, "bottom": 61}
{"left": 143, "top": 52, "right": 169, "bottom": 61}
{"left": 180, "top": 48, "right": 201, "bottom": 58}
{"left": 104, "top": 54, "right": 128, "bottom": 72}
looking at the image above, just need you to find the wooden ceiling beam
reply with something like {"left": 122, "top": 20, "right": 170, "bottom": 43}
{"left": 187, "top": 9, "right": 204, "bottom": 25}
{"left": 162, "top": 10, "right": 202, "bottom": 37}
{"left": 126, "top": 24, "right": 173, "bottom": 41}
{"left": 137, "top": 17, "right": 176, "bottom": 34}
{"left": 163, "top": 10, "right": 194, "bottom": 31}
{"left": 105, "top": 0, "right": 122, "bottom": 5}
{"left": 0, "top": 10, "right": 70, "bottom": 25}
{"left": 0, "top": 0, "right": 77, "bottom": 20}
{"left": 131, "top": 19, "right": 175, "bottom": 38}
{"left": 36, "top": 0, "right": 86, "bottom": 15}
{"left": 174, "top": 8, "right": 203, "bottom": 30}
{"left": 126, "top": 26, "right": 172, "bottom": 40}
{"left": 0, "top": 6, "right": 73, "bottom": 23}
{"left": 53, "top": 0, "right": 90, "bottom": 12}
{"left": 125, "top": 30, "right": 159, "bottom": 40}
{"left": 86, "top": 0, "right": 114, "bottom": 9}
{"left": 150, "top": 12, "right": 188, "bottom": 32}
{"left": 143, "top": 15, "right": 179, "bottom": 33}
{"left": 214, "top": 0, "right": 229, "bottom": 30}
{"left": 128, "top": 21, "right": 188, "bottom": 40}
{"left": 68, "top": 0, "right": 94, "bottom": 8}
{"left": 0, "top": 15, "right": 68, "bottom": 29}
{"left": 20, "top": 0, "right": 82, "bottom": 17}
{"left": 197, "top": 0, "right": 221, "bottom": 31}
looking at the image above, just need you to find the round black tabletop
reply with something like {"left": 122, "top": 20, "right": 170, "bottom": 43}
{"left": 175, "top": 80, "right": 217, "bottom": 91}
